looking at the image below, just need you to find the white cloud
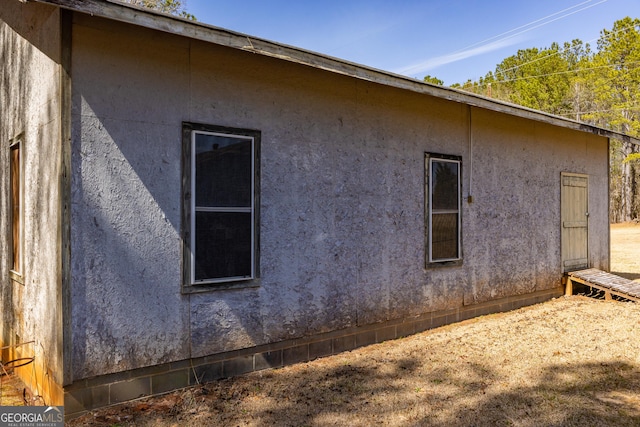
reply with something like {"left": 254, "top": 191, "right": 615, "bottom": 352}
{"left": 393, "top": 37, "right": 522, "bottom": 77}
{"left": 393, "top": 0, "right": 609, "bottom": 78}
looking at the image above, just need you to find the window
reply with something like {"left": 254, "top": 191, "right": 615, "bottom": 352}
{"left": 182, "top": 123, "right": 260, "bottom": 289}
{"left": 426, "top": 153, "right": 461, "bottom": 266}
{"left": 9, "top": 139, "right": 22, "bottom": 278}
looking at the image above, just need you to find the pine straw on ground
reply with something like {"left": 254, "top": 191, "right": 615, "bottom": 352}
{"left": 69, "top": 223, "right": 640, "bottom": 427}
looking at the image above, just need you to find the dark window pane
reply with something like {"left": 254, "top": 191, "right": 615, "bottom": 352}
{"left": 431, "top": 160, "right": 459, "bottom": 211}
{"left": 195, "top": 212, "right": 252, "bottom": 281}
{"left": 432, "top": 213, "right": 458, "bottom": 260}
{"left": 195, "top": 134, "right": 252, "bottom": 208}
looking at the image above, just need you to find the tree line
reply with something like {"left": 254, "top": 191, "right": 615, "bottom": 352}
{"left": 434, "top": 17, "right": 640, "bottom": 223}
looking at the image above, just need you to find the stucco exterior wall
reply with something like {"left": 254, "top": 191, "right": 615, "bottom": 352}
{"left": 70, "top": 15, "right": 191, "bottom": 381}
{"left": 69, "top": 15, "right": 609, "bottom": 380}
{"left": 0, "top": 1, "right": 66, "bottom": 403}
{"left": 465, "top": 109, "right": 608, "bottom": 304}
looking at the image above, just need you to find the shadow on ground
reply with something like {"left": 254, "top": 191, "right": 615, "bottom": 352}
{"left": 68, "top": 351, "right": 640, "bottom": 427}
{"left": 611, "top": 271, "right": 640, "bottom": 281}
{"left": 242, "top": 361, "right": 640, "bottom": 426}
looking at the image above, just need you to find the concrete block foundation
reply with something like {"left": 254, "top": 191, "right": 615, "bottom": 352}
{"left": 64, "top": 286, "right": 563, "bottom": 419}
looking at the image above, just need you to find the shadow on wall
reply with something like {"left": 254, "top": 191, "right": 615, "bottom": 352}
{"left": 1, "top": 2, "right": 61, "bottom": 62}
{"left": 69, "top": 44, "right": 267, "bottom": 376}
{"left": 69, "top": 103, "right": 193, "bottom": 378}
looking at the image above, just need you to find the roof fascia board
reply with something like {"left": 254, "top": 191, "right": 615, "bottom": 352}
{"left": 30, "top": 0, "right": 639, "bottom": 145}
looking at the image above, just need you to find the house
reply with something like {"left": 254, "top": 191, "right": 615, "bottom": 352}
{"left": 1, "top": 0, "right": 634, "bottom": 417}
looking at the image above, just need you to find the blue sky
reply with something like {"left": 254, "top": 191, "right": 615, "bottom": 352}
{"left": 186, "top": 0, "right": 640, "bottom": 85}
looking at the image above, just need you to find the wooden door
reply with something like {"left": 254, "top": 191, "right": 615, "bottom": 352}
{"left": 561, "top": 173, "right": 589, "bottom": 272}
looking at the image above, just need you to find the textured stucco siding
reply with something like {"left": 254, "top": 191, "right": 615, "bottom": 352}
{"left": 70, "top": 16, "right": 191, "bottom": 380}
{"left": 69, "top": 15, "right": 609, "bottom": 379}
{"left": 0, "top": 1, "right": 65, "bottom": 402}
{"left": 464, "top": 110, "right": 608, "bottom": 304}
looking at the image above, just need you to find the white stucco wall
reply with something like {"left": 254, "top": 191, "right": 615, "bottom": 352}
{"left": 69, "top": 14, "right": 609, "bottom": 379}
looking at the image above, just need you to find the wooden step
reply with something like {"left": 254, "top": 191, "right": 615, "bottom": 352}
{"left": 565, "top": 268, "right": 640, "bottom": 302}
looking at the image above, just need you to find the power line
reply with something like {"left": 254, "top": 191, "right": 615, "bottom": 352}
{"left": 400, "top": 0, "right": 608, "bottom": 77}
{"left": 455, "top": 0, "right": 607, "bottom": 55}
{"left": 469, "top": 21, "right": 640, "bottom": 86}
{"left": 556, "top": 107, "right": 640, "bottom": 118}
{"left": 476, "top": 60, "right": 640, "bottom": 85}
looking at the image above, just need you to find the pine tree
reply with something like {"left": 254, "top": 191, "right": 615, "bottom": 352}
{"left": 119, "top": 0, "right": 196, "bottom": 20}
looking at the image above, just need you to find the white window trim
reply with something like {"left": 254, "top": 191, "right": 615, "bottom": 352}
{"left": 427, "top": 155, "right": 462, "bottom": 265}
{"left": 188, "top": 129, "right": 257, "bottom": 286}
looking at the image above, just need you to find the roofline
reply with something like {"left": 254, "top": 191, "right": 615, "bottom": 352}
{"left": 31, "top": 0, "right": 639, "bottom": 145}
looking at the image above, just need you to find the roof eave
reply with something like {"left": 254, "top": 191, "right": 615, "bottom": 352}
{"left": 32, "top": 0, "right": 639, "bottom": 145}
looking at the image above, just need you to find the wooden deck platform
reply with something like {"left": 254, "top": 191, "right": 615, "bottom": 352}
{"left": 565, "top": 268, "right": 640, "bottom": 302}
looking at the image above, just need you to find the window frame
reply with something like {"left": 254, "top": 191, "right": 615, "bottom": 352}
{"left": 9, "top": 136, "right": 24, "bottom": 283}
{"left": 181, "top": 123, "right": 260, "bottom": 293}
{"left": 425, "top": 153, "right": 462, "bottom": 267}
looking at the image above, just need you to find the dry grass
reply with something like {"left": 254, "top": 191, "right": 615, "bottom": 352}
{"left": 69, "top": 223, "right": 640, "bottom": 427}
{"left": 611, "top": 222, "right": 640, "bottom": 281}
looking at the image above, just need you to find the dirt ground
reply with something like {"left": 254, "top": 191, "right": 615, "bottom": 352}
{"left": 64, "top": 222, "right": 640, "bottom": 426}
